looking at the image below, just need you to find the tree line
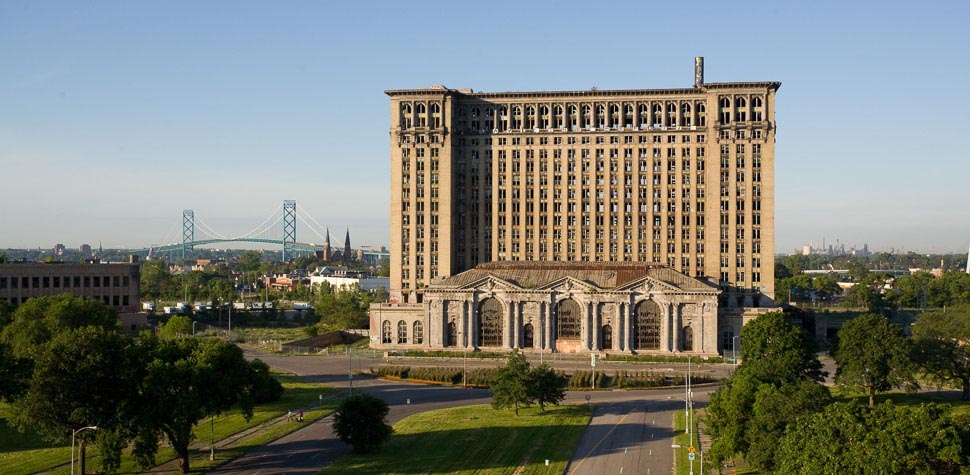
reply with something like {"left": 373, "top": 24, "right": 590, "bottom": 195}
{"left": 0, "top": 295, "right": 282, "bottom": 474}
{"left": 706, "top": 306, "right": 970, "bottom": 474}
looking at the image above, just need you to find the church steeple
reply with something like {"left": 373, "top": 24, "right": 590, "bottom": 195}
{"left": 343, "top": 228, "right": 351, "bottom": 263}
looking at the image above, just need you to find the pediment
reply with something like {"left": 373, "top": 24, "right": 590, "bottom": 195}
{"left": 613, "top": 275, "right": 683, "bottom": 293}
{"left": 536, "top": 275, "right": 601, "bottom": 293}
{"left": 455, "top": 274, "right": 523, "bottom": 292}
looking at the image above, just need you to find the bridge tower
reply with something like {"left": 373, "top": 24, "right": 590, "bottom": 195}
{"left": 182, "top": 209, "right": 195, "bottom": 262}
{"left": 282, "top": 200, "right": 297, "bottom": 262}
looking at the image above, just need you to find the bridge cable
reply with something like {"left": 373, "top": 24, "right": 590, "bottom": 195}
{"left": 234, "top": 204, "right": 284, "bottom": 239}
{"left": 194, "top": 214, "right": 229, "bottom": 240}
{"left": 295, "top": 204, "right": 333, "bottom": 242}
{"left": 296, "top": 214, "right": 330, "bottom": 244}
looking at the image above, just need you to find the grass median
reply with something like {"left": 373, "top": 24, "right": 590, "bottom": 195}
{"left": 0, "top": 374, "right": 338, "bottom": 475}
{"left": 319, "top": 404, "right": 591, "bottom": 475}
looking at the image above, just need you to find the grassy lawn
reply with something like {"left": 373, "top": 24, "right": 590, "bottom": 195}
{"left": 672, "top": 410, "right": 700, "bottom": 475}
{"left": 834, "top": 388, "right": 970, "bottom": 416}
{"left": 0, "top": 375, "right": 338, "bottom": 475}
{"left": 319, "top": 404, "right": 591, "bottom": 475}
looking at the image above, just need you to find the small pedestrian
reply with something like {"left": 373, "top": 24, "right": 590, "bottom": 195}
{"left": 298, "top": 411, "right": 304, "bottom": 422}
{"left": 287, "top": 410, "right": 292, "bottom": 421}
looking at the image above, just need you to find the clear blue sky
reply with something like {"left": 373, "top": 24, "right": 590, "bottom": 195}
{"left": 1, "top": 0, "right": 968, "bottom": 253}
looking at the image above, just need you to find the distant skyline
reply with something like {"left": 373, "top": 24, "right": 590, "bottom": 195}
{"left": 2, "top": 1, "right": 969, "bottom": 253}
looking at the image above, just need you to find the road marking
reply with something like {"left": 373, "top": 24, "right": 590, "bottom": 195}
{"left": 311, "top": 453, "right": 321, "bottom": 459}
{"left": 651, "top": 433, "right": 654, "bottom": 439}
{"left": 619, "top": 467, "right": 623, "bottom": 473}
{"left": 652, "top": 420, "right": 655, "bottom": 425}
{"left": 566, "top": 412, "right": 633, "bottom": 475}
{"left": 649, "top": 449, "right": 653, "bottom": 456}
{"left": 624, "top": 448, "right": 627, "bottom": 454}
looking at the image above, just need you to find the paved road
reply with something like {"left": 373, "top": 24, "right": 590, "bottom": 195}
{"left": 563, "top": 388, "right": 712, "bottom": 475}
{"left": 210, "top": 350, "right": 492, "bottom": 475}
{"left": 211, "top": 350, "right": 714, "bottom": 475}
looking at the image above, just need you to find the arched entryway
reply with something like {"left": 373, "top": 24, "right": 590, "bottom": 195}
{"left": 601, "top": 324, "right": 613, "bottom": 350}
{"left": 633, "top": 300, "right": 662, "bottom": 350}
{"left": 523, "top": 323, "right": 535, "bottom": 348}
{"left": 478, "top": 298, "right": 503, "bottom": 347}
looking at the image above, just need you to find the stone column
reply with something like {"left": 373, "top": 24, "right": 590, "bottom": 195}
{"left": 626, "top": 303, "right": 634, "bottom": 352}
{"left": 660, "top": 301, "right": 669, "bottom": 352}
{"left": 671, "top": 303, "right": 680, "bottom": 352}
{"left": 591, "top": 303, "right": 600, "bottom": 351}
{"left": 540, "top": 302, "right": 547, "bottom": 350}
{"left": 616, "top": 303, "right": 624, "bottom": 351}
{"left": 511, "top": 301, "right": 520, "bottom": 349}
{"left": 503, "top": 300, "right": 513, "bottom": 349}
{"left": 461, "top": 301, "right": 470, "bottom": 349}
{"left": 698, "top": 303, "right": 705, "bottom": 354}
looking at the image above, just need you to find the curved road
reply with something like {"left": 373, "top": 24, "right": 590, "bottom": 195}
{"left": 212, "top": 350, "right": 713, "bottom": 475}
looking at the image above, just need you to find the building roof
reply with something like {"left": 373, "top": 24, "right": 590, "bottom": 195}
{"left": 384, "top": 82, "right": 781, "bottom": 99}
{"left": 432, "top": 261, "right": 718, "bottom": 293}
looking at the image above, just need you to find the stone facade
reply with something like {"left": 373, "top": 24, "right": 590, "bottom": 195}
{"left": 370, "top": 262, "right": 726, "bottom": 356}
{"left": 385, "top": 58, "right": 779, "bottom": 309}
{"left": 0, "top": 260, "right": 141, "bottom": 313}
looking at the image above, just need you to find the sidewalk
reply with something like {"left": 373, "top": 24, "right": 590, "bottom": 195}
{"left": 147, "top": 395, "right": 343, "bottom": 474}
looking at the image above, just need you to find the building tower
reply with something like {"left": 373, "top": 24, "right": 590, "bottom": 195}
{"left": 323, "top": 227, "right": 333, "bottom": 261}
{"left": 387, "top": 58, "right": 779, "bottom": 307}
{"left": 344, "top": 229, "right": 352, "bottom": 263}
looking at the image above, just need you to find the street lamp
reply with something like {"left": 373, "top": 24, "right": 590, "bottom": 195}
{"left": 732, "top": 335, "right": 740, "bottom": 367}
{"left": 192, "top": 320, "right": 199, "bottom": 336}
{"left": 71, "top": 425, "right": 98, "bottom": 475}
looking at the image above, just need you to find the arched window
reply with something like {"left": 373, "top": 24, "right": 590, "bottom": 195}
{"left": 471, "top": 107, "right": 481, "bottom": 117}
{"left": 526, "top": 105, "right": 535, "bottom": 116}
{"left": 752, "top": 97, "right": 763, "bottom": 108}
{"left": 633, "top": 300, "right": 662, "bottom": 350}
{"left": 719, "top": 97, "right": 731, "bottom": 108}
{"left": 413, "top": 321, "right": 424, "bottom": 345}
{"left": 512, "top": 106, "right": 522, "bottom": 116}
{"left": 569, "top": 105, "right": 578, "bottom": 115}
{"left": 582, "top": 105, "right": 592, "bottom": 116}
{"left": 478, "top": 298, "right": 503, "bottom": 347}
{"left": 523, "top": 323, "right": 534, "bottom": 348}
{"left": 624, "top": 104, "right": 634, "bottom": 115}
{"left": 401, "top": 104, "right": 412, "bottom": 114}
{"left": 382, "top": 320, "right": 392, "bottom": 344}
{"left": 499, "top": 106, "right": 507, "bottom": 116}
{"left": 639, "top": 104, "right": 649, "bottom": 115}
{"left": 417, "top": 103, "right": 427, "bottom": 114}
{"left": 681, "top": 103, "right": 692, "bottom": 114}
{"left": 667, "top": 103, "right": 677, "bottom": 114}
{"left": 697, "top": 103, "right": 706, "bottom": 113}
{"left": 602, "top": 324, "right": 613, "bottom": 350}
{"left": 596, "top": 104, "right": 606, "bottom": 116}
{"left": 683, "top": 326, "right": 694, "bottom": 352}
{"left": 652, "top": 104, "right": 662, "bottom": 115}
{"left": 556, "top": 299, "right": 582, "bottom": 340}
{"left": 447, "top": 321, "right": 457, "bottom": 347}
{"left": 736, "top": 98, "right": 747, "bottom": 108}
{"left": 397, "top": 320, "right": 408, "bottom": 344}
{"left": 610, "top": 104, "right": 620, "bottom": 115}
{"left": 554, "top": 105, "right": 563, "bottom": 115}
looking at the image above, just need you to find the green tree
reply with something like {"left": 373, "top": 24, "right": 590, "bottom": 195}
{"left": 738, "top": 311, "right": 823, "bottom": 384}
{"left": 744, "top": 379, "right": 832, "bottom": 471}
{"left": 776, "top": 402, "right": 963, "bottom": 475}
{"left": 249, "top": 359, "right": 284, "bottom": 404}
{"left": 527, "top": 364, "right": 566, "bottom": 412}
{"left": 833, "top": 313, "right": 916, "bottom": 408}
{"left": 130, "top": 337, "right": 258, "bottom": 473}
{"left": 0, "top": 301, "right": 30, "bottom": 402}
{"left": 159, "top": 315, "right": 194, "bottom": 338}
{"left": 490, "top": 349, "right": 532, "bottom": 415}
{"left": 912, "top": 305, "right": 970, "bottom": 400}
{"left": 332, "top": 393, "right": 393, "bottom": 453}
{"left": 238, "top": 250, "right": 262, "bottom": 273}
{"left": 140, "top": 259, "right": 173, "bottom": 304}
{"left": 706, "top": 311, "right": 823, "bottom": 465}
{"left": 1, "top": 294, "right": 119, "bottom": 360}
{"left": 11, "top": 326, "right": 139, "bottom": 474}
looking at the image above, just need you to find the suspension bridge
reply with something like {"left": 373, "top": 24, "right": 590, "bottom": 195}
{"left": 132, "top": 200, "right": 377, "bottom": 262}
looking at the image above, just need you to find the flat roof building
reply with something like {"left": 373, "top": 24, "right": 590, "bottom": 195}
{"left": 385, "top": 58, "right": 779, "bottom": 309}
{"left": 0, "top": 257, "right": 141, "bottom": 313}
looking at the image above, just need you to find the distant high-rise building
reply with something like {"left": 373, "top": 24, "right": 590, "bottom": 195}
{"left": 79, "top": 244, "right": 92, "bottom": 255}
{"left": 386, "top": 58, "right": 779, "bottom": 306}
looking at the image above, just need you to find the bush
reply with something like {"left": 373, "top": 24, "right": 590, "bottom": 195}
{"left": 332, "top": 393, "right": 393, "bottom": 453}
